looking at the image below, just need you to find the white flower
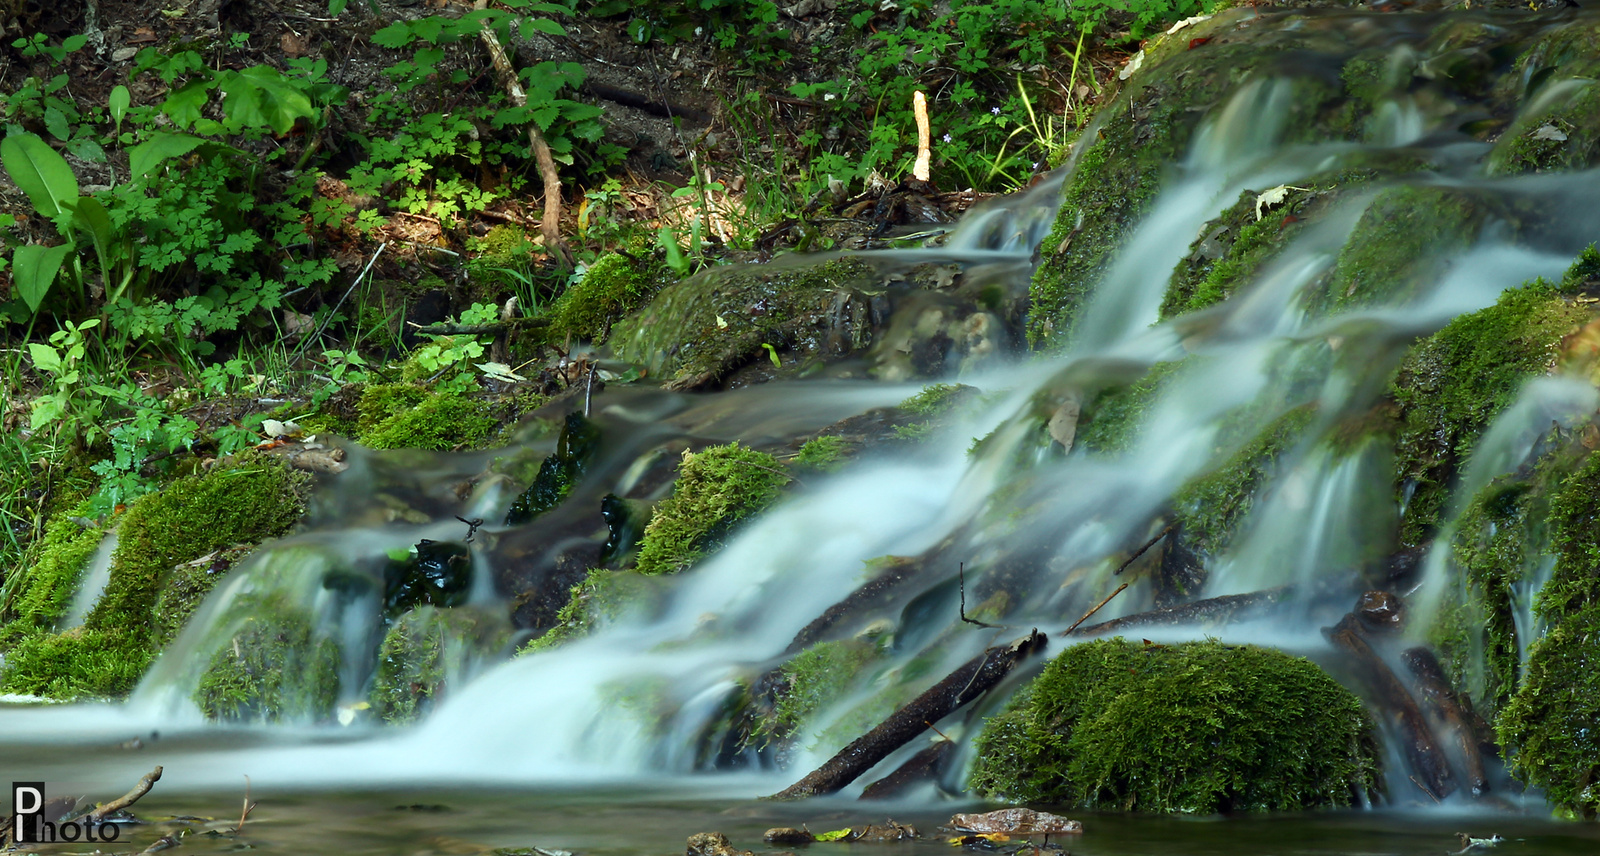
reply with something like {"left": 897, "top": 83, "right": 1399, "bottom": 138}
{"left": 942, "top": 133, "right": 952, "bottom": 143}
{"left": 991, "top": 106, "right": 1001, "bottom": 115}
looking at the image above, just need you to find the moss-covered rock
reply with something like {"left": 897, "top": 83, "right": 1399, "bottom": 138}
{"left": 1498, "top": 604, "right": 1600, "bottom": 818}
{"left": 192, "top": 591, "right": 342, "bottom": 723}
{"left": 634, "top": 443, "right": 790, "bottom": 576}
{"left": 0, "top": 452, "right": 308, "bottom": 699}
{"left": 518, "top": 567, "right": 653, "bottom": 652}
{"left": 756, "top": 638, "right": 881, "bottom": 746}
{"left": 1487, "top": 19, "right": 1600, "bottom": 176}
{"left": 968, "top": 638, "right": 1380, "bottom": 813}
{"left": 1173, "top": 405, "right": 1316, "bottom": 562}
{"left": 357, "top": 384, "right": 498, "bottom": 451}
{"left": 610, "top": 257, "right": 874, "bottom": 390}
{"left": 1390, "top": 281, "right": 1587, "bottom": 547}
{"left": 793, "top": 435, "right": 851, "bottom": 473}
{"left": 371, "top": 605, "right": 510, "bottom": 724}
{"left": 546, "top": 252, "right": 666, "bottom": 344}
{"left": 1075, "top": 360, "right": 1187, "bottom": 454}
{"left": 0, "top": 509, "right": 105, "bottom": 645}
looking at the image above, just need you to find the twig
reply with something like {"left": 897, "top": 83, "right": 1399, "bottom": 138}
{"left": 1409, "top": 775, "right": 1442, "bottom": 803}
{"left": 1062, "top": 582, "right": 1129, "bottom": 636}
{"left": 137, "top": 833, "right": 182, "bottom": 856}
{"left": 474, "top": 0, "right": 571, "bottom": 267}
{"left": 405, "top": 317, "right": 549, "bottom": 336}
{"left": 87, "top": 766, "right": 162, "bottom": 823}
{"left": 912, "top": 91, "right": 931, "bottom": 182}
{"left": 234, "top": 775, "right": 257, "bottom": 834}
{"left": 1114, "top": 523, "right": 1174, "bottom": 575}
{"left": 292, "top": 242, "right": 386, "bottom": 362}
{"left": 456, "top": 515, "right": 485, "bottom": 543}
{"left": 583, "top": 363, "right": 595, "bottom": 417}
{"left": 959, "top": 563, "right": 1002, "bottom": 628}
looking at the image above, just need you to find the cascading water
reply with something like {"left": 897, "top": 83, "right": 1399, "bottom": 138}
{"left": 10, "top": 12, "right": 1600, "bottom": 849}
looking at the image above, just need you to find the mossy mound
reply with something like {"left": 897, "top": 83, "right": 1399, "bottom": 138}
{"left": 969, "top": 638, "right": 1380, "bottom": 813}
{"left": 0, "top": 452, "right": 308, "bottom": 699}
{"left": 757, "top": 638, "right": 882, "bottom": 746}
{"left": 610, "top": 257, "right": 874, "bottom": 390}
{"left": 1390, "top": 280, "right": 1587, "bottom": 546}
{"left": 1173, "top": 405, "right": 1316, "bottom": 562}
{"left": 519, "top": 567, "right": 654, "bottom": 652}
{"left": 1075, "top": 360, "right": 1188, "bottom": 454}
{"left": 1487, "top": 19, "right": 1600, "bottom": 176}
{"left": 0, "top": 509, "right": 105, "bottom": 645}
{"left": 357, "top": 384, "right": 498, "bottom": 451}
{"left": 372, "top": 606, "right": 510, "bottom": 724}
{"left": 192, "top": 591, "right": 342, "bottom": 723}
{"left": 545, "top": 252, "right": 666, "bottom": 344}
{"left": 633, "top": 443, "right": 790, "bottom": 576}
{"left": 1498, "top": 604, "right": 1600, "bottom": 818}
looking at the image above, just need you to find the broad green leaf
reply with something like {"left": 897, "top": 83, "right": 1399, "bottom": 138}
{"left": 64, "top": 196, "right": 118, "bottom": 284}
{"left": 372, "top": 21, "right": 412, "bottom": 48}
{"left": 27, "top": 342, "right": 62, "bottom": 374}
{"left": 108, "top": 85, "right": 131, "bottom": 134}
{"left": 222, "top": 67, "right": 317, "bottom": 135}
{"left": 161, "top": 80, "right": 214, "bottom": 129}
{"left": 61, "top": 35, "right": 87, "bottom": 53}
{"left": 0, "top": 132, "right": 79, "bottom": 219}
{"left": 328, "top": 0, "right": 348, "bottom": 13}
{"left": 813, "top": 829, "right": 853, "bottom": 842}
{"left": 43, "top": 106, "right": 70, "bottom": 142}
{"left": 128, "top": 131, "right": 205, "bottom": 180}
{"left": 522, "top": 17, "right": 566, "bottom": 38}
{"left": 11, "top": 242, "right": 73, "bottom": 313}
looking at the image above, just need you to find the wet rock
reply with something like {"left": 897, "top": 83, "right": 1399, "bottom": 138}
{"left": 859, "top": 739, "right": 954, "bottom": 800}
{"left": 505, "top": 411, "right": 602, "bottom": 525}
{"left": 599, "top": 494, "right": 650, "bottom": 566}
{"left": 948, "top": 808, "right": 1081, "bottom": 835}
{"left": 192, "top": 592, "right": 342, "bottom": 723}
{"left": 383, "top": 540, "right": 472, "bottom": 616}
{"left": 686, "top": 832, "right": 752, "bottom": 856}
{"left": 371, "top": 606, "right": 510, "bottom": 724}
{"left": 1355, "top": 590, "right": 1406, "bottom": 634}
{"left": 762, "top": 828, "right": 815, "bottom": 845}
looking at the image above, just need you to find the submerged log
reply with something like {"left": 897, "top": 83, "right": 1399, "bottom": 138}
{"left": 1402, "top": 646, "right": 1492, "bottom": 795}
{"left": 782, "top": 554, "right": 922, "bottom": 655}
{"left": 1069, "top": 586, "right": 1291, "bottom": 638}
{"left": 1324, "top": 614, "right": 1457, "bottom": 800}
{"left": 769, "top": 630, "right": 1048, "bottom": 800}
{"left": 859, "top": 740, "right": 955, "bottom": 800}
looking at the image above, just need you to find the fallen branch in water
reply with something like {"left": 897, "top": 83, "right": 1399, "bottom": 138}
{"left": 137, "top": 833, "right": 182, "bottom": 856}
{"left": 234, "top": 775, "right": 257, "bottom": 834}
{"left": 1068, "top": 586, "right": 1292, "bottom": 638}
{"left": 88, "top": 766, "right": 163, "bottom": 823}
{"left": 1402, "top": 647, "right": 1491, "bottom": 795}
{"left": 769, "top": 630, "right": 1047, "bottom": 799}
{"left": 1061, "top": 583, "right": 1128, "bottom": 636}
{"left": 1113, "top": 523, "right": 1174, "bottom": 575}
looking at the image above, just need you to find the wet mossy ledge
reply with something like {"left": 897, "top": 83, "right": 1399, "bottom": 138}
{"left": 0, "top": 453, "right": 310, "bottom": 700}
{"left": 969, "top": 638, "right": 1381, "bottom": 813}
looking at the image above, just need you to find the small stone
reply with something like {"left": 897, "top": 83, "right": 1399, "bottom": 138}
{"left": 762, "top": 828, "right": 814, "bottom": 845}
{"left": 949, "top": 808, "right": 1082, "bottom": 835}
{"left": 686, "top": 832, "right": 751, "bottom": 856}
{"left": 111, "top": 47, "right": 139, "bottom": 62}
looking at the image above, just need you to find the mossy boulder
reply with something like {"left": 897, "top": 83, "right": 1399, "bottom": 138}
{"left": 192, "top": 591, "right": 342, "bottom": 723}
{"left": 519, "top": 567, "right": 654, "bottom": 653}
{"left": 1172, "top": 405, "right": 1316, "bottom": 562}
{"left": 634, "top": 443, "right": 790, "bottom": 576}
{"left": 545, "top": 252, "right": 666, "bottom": 344}
{"left": 0, "top": 509, "right": 106, "bottom": 645}
{"left": 371, "top": 605, "right": 510, "bottom": 724}
{"left": 755, "top": 638, "right": 882, "bottom": 747}
{"left": 1498, "top": 604, "right": 1600, "bottom": 818}
{"left": 1390, "top": 280, "right": 1587, "bottom": 547}
{"left": 357, "top": 384, "right": 498, "bottom": 451}
{"left": 0, "top": 453, "right": 308, "bottom": 699}
{"left": 969, "top": 638, "right": 1380, "bottom": 813}
{"left": 1487, "top": 19, "right": 1600, "bottom": 176}
{"left": 610, "top": 257, "right": 874, "bottom": 390}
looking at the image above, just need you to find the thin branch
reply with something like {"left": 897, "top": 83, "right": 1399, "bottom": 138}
{"left": 234, "top": 775, "right": 257, "bottom": 834}
{"left": 405, "top": 317, "right": 550, "bottom": 336}
{"left": 1113, "top": 523, "right": 1174, "bottom": 575}
{"left": 87, "top": 766, "right": 163, "bottom": 823}
{"left": 292, "top": 242, "right": 386, "bottom": 362}
{"left": 1062, "top": 582, "right": 1129, "bottom": 636}
{"left": 959, "top": 562, "right": 1001, "bottom": 628}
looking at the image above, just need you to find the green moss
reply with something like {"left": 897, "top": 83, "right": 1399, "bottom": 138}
{"left": 1390, "top": 281, "right": 1586, "bottom": 546}
{"left": 899, "top": 383, "right": 965, "bottom": 416}
{"left": 151, "top": 546, "right": 250, "bottom": 648}
{"left": 1174, "top": 405, "right": 1316, "bottom": 560}
{"left": 1486, "top": 25, "right": 1600, "bottom": 177}
{"left": 1076, "top": 361, "right": 1186, "bottom": 454}
{"left": 610, "top": 257, "right": 873, "bottom": 389}
{"left": 519, "top": 567, "right": 652, "bottom": 652}
{"left": 1561, "top": 244, "right": 1600, "bottom": 293}
{"left": 192, "top": 591, "right": 341, "bottom": 723}
{"left": 759, "top": 639, "right": 880, "bottom": 744}
{"left": 1498, "top": 604, "right": 1600, "bottom": 818}
{"left": 546, "top": 252, "right": 664, "bottom": 344}
{"left": 1308, "top": 186, "right": 1488, "bottom": 316}
{"left": 0, "top": 509, "right": 105, "bottom": 645}
{"left": 0, "top": 453, "right": 308, "bottom": 700}
{"left": 794, "top": 435, "right": 851, "bottom": 473}
{"left": 372, "top": 606, "right": 509, "bottom": 724}
{"left": 633, "top": 443, "right": 790, "bottom": 576}
{"left": 358, "top": 386, "right": 497, "bottom": 451}
{"left": 1165, "top": 201, "right": 1286, "bottom": 319}
{"left": 968, "top": 638, "right": 1380, "bottom": 813}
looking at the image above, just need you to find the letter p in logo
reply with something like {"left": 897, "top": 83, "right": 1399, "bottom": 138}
{"left": 12, "top": 782, "right": 45, "bottom": 843}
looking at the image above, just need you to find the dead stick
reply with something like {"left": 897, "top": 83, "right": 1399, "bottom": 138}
{"left": 1114, "top": 523, "right": 1174, "bottom": 575}
{"left": 137, "top": 834, "right": 182, "bottom": 856}
{"left": 235, "top": 775, "right": 257, "bottom": 834}
{"left": 406, "top": 317, "right": 550, "bottom": 336}
{"left": 959, "top": 562, "right": 1001, "bottom": 628}
{"left": 88, "top": 766, "right": 162, "bottom": 823}
{"left": 769, "top": 630, "right": 1047, "bottom": 800}
{"left": 912, "top": 91, "right": 931, "bottom": 182}
{"left": 1071, "top": 586, "right": 1290, "bottom": 638}
{"left": 474, "top": 0, "right": 571, "bottom": 267}
{"left": 1061, "top": 583, "right": 1128, "bottom": 636}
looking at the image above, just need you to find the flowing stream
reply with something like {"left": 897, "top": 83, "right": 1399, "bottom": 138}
{"left": 8, "top": 9, "right": 1600, "bottom": 854}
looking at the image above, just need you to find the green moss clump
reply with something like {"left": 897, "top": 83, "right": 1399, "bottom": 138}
{"left": 192, "top": 592, "right": 341, "bottom": 723}
{"left": 519, "top": 567, "right": 653, "bottom": 652}
{"left": 759, "top": 639, "right": 880, "bottom": 744}
{"left": 1308, "top": 186, "right": 1488, "bottom": 316}
{"left": 633, "top": 443, "right": 790, "bottom": 576}
{"left": 546, "top": 252, "right": 663, "bottom": 344}
{"left": 1164, "top": 199, "right": 1288, "bottom": 319}
{"left": 0, "top": 453, "right": 308, "bottom": 699}
{"left": 968, "top": 638, "right": 1380, "bottom": 813}
{"left": 1390, "top": 281, "right": 1586, "bottom": 546}
{"left": 1174, "top": 405, "right": 1316, "bottom": 560}
{"left": 0, "top": 510, "right": 105, "bottom": 644}
{"left": 358, "top": 385, "right": 497, "bottom": 451}
{"left": 372, "top": 606, "right": 509, "bottom": 724}
{"left": 1076, "top": 361, "right": 1187, "bottom": 454}
{"left": 151, "top": 547, "right": 250, "bottom": 648}
{"left": 899, "top": 383, "right": 965, "bottom": 416}
{"left": 1561, "top": 244, "right": 1600, "bottom": 293}
{"left": 610, "top": 257, "right": 873, "bottom": 389}
{"left": 1498, "top": 604, "right": 1600, "bottom": 818}
{"left": 794, "top": 436, "right": 851, "bottom": 472}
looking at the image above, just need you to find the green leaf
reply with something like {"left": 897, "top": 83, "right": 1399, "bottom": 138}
{"left": 128, "top": 131, "right": 205, "bottom": 180}
{"left": 161, "top": 80, "right": 214, "bottom": 128}
{"left": 373, "top": 21, "right": 412, "bottom": 48}
{"left": 0, "top": 132, "right": 79, "bottom": 220}
{"left": 108, "top": 85, "right": 131, "bottom": 134}
{"left": 11, "top": 242, "right": 73, "bottom": 312}
{"left": 43, "top": 106, "right": 70, "bottom": 142}
{"left": 61, "top": 34, "right": 87, "bottom": 53}
{"left": 27, "top": 342, "right": 62, "bottom": 374}
{"left": 328, "top": 0, "right": 349, "bottom": 13}
{"left": 64, "top": 196, "right": 118, "bottom": 285}
{"left": 522, "top": 18, "right": 567, "bottom": 37}
{"left": 813, "top": 829, "right": 853, "bottom": 842}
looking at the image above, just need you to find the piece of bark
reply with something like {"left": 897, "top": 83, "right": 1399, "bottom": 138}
{"left": 769, "top": 630, "right": 1048, "bottom": 800}
{"left": 1070, "top": 586, "right": 1291, "bottom": 638}
{"left": 859, "top": 740, "right": 954, "bottom": 800}
{"left": 87, "top": 766, "right": 162, "bottom": 822}
{"left": 1324, "top": 616, "right": 1456, "bottom": 800}
{"left": 474, "top": 1, "right": 570, "bottom": 266}
{"left": 948, "top": 808, "right": 1082, "bottom": 835}
{"left": 1402, "top": 646, "right": 1492, "bottom": 795}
